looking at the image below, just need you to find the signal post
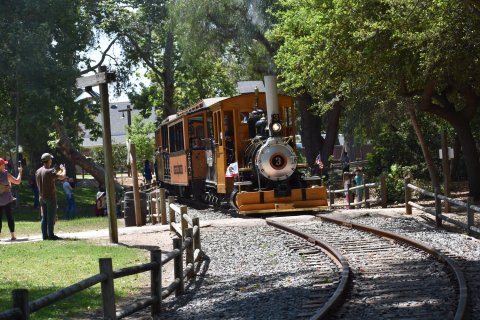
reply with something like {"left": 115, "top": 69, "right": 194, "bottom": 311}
{"left": 76, "top": 66, "right": 118, "bottom": 243}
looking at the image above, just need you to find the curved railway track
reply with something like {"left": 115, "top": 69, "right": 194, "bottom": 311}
{"left": 267, "top": 216, "right": 467, "bottom": 320}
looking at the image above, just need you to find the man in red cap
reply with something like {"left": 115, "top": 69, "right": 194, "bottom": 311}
{"left": 35, "top": 153, "right": 66, "bottom": 240}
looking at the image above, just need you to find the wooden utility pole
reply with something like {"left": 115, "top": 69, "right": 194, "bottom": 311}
{"left": 77, "top": 66, "right": 118, "bottom": 243}
{"left": 98, "top": 66, "right": 118, "bottom": 243}
{"left": 441, "top": 131, "right": 451, "bottom": 213}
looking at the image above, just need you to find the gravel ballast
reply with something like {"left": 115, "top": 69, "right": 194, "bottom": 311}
{"left": 121, "top": 207, "right": 480, "bottom": 320}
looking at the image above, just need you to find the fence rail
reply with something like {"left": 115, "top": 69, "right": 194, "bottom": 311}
{"left": 0, "top": 204, "right": 202, "bottom": 320}
{"left": 404, "top": 177, "right": 480, "bottom": 236}
{"left": 328, "top": 175, "right": 387, "bottom": 209}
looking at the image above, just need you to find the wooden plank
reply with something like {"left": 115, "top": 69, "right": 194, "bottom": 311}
{"left": 76, "top": 72, "right": 107, "bottom": 88}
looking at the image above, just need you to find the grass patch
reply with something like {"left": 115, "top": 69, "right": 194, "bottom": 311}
{"left": 11, "top": 181, "right": 125, "bottom": 237}
{"left": 0, "top": 240, "right": 149, "bottom": 319}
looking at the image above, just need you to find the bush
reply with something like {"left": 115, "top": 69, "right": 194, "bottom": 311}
{"left": 386, "top": 163, "right": 417, "bottom": 203}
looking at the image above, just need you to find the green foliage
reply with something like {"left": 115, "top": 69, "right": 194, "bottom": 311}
{"left": 363, "top": 109, "right": 448, "bottom": 180}
{"left": 127, "top": 115, "right": 155, "bottom": 171}
{"left": 0, "top": 1, "right": 101, "bottom": 162}
{"left": 90, "top": 144, "right": 128, "bottom": 171}
{"left": 385, "top": 163, "right": 417, "bottom": 203}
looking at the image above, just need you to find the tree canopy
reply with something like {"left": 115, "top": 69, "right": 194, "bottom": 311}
{"left": 272, "top": 0, "right": 480, "bottom": 197}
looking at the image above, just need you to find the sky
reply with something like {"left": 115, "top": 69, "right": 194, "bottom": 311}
{"left": 81, "top": 32, "right": 149, "bottom": 103}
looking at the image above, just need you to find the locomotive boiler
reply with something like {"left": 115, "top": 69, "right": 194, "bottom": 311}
{"left": 155, "top": 76, "right": 328, "bottom": 214}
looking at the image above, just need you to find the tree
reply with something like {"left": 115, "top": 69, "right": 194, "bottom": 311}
{"left": 0, "top": 1, "right": 100, "bottom": 167}
{"left": 171, "top": 0, "right": 331, "bottom": 168}
{"left": 272, "top": 0, "right": 480, "bottom": 198}
{"left": 126, "top": 115, "right": 155, "bottom": 172}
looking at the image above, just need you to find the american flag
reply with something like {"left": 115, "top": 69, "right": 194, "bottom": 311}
{"left": 315, "top": 153, "right": 324, "bottom": 169}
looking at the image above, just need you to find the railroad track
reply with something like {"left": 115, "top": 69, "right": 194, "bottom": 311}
{"left": 267, "top": 216, "right": 467, "bottom": 320}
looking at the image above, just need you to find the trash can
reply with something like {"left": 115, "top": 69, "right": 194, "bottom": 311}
{"left": 124, "top": 191, "right": 147, "bottom": 226}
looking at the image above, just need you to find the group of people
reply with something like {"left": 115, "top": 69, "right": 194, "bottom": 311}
{"left": 0, "top": 153, "right": 69, "bottom": 241}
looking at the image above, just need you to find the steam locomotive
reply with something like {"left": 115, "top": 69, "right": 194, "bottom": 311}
{"left": 154, "top": 76, "right": 327, "bottom": 214}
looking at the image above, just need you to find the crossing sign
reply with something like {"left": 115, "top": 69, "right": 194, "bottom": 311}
{"left": 76, "top": 72, "right": 107, "bottom": 88}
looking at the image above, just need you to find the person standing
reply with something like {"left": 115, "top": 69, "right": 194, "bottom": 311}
{"left": 353, "top": 168, "right": 364, "bottom": 208}
{"left": 143, "top": 159, "right": 152, "bottom": 185}
{"left": 36, "top": 153, "right": 65, "bottom": 240}
{"left": 0, "top": 158, "right": 22, "bottom": 241}
{"left": 28, "top": 171, "right": 39, "bottom": 209}
{"left": 63, "top": 177, "right": 76, "bottom": 220}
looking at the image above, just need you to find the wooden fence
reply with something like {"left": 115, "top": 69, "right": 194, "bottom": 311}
{"left": 404, "top": 177, "right": 480, "bottom": 236}
{"left": 0, "top": 205, "right": 202, "bottom": 320}
{"left": 146, "top": 188, "right": 168, "bottom": 225}
{"left": 328, "top": 175, "right": 387, "bottom": 209}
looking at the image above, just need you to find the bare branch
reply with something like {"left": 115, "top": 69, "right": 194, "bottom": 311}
{"left": 80, "top": 36, "right": 121, "bottom": 75}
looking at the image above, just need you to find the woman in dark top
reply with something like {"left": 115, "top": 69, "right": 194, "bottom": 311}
{"left": 0, "top": 158, "right": 22, "bottom": 241}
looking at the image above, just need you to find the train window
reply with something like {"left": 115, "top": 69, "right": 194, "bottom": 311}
{"left": 168, "top": 122, "right": 184, "bottom": 152}
{"left": 206, "top": 112, "right": 214, "bottom": 138}
{"left": 161, "top": 125, "right": 168, "bottom": 150}
{"left": 283, "top": 106, "right": 293, "bottom": 127}
{"left": 188, "top": 114, "right": 205, "bottom": 139}
{"left": 240, "top": 112, "right": 249, "bottom": 124}
{"left": 214, "top": 111, "right": 222, "bottom": 145}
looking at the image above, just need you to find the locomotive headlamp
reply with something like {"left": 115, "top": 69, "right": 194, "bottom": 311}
{"left": 272, "top": 122, "right": 282, "bottom": 133}
{"left": 270, "top": 113, "right": 282, "bottom": 136}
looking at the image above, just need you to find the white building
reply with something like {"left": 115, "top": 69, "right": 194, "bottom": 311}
{"left": 81, "top": 101, "right": 157, "bottom": 148}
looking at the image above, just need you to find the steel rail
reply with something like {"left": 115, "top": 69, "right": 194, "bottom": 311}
{"left": 316, "top": 215, "right": 468, "bottom": 320}
{"left": 266, "top": 219, "right": 351, "bottom": 320}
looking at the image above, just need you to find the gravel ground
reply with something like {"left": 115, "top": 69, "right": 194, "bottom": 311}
{"left": 84, "top": 204, "right": 480, "bottom": 320}
{"left": 158, "top": 225, "right": 317, "bottom": 320}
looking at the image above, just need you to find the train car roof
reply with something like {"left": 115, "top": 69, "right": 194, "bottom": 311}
{"left": 160, "top": 97, "right": 229, "bottom": 125}
{"left": 159, "top": 92, "right": 292, "bottom": 126}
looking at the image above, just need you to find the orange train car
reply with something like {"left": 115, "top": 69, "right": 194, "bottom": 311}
{"left": 155, "top": 77, "right": 328, "bottom": 214}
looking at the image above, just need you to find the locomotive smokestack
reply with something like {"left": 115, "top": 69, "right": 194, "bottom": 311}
{"left": 264, "top": 75, "right": 280, "bottom": 129}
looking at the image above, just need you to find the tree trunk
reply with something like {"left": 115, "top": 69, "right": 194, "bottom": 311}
{"left": 450, "top": 119, "right": 480, "bottom": 199}
{"left": 418, "top": 82, "right": 480, "bottom": 199}
{"left": 55, "top": 124, "right": 122, "bottom": 192}
{"left": 407, "top": 107, "right": 439, "bottom": 189}
{"left": 450, "top": 134, "right": 461, "bottom": 181}
{"left": 297, "top": 92, "right": 324, "bottom": 168}
{"left": 322, "top": 99, "right": 343, "bottom": 168}
{"left": 163, "top": 31, "right": 176, "bottom": 116}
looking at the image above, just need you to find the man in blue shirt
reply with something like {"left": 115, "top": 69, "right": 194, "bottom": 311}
{"left": 63, "top": 177, "right": 75, "bottom": 220}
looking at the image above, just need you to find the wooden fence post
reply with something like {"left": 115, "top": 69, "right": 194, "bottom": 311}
{"left": 192, "top": 217, "right": 201, "bottom": 255}
{"left": 154, "top": 189, "right": 160, "bottom": 225}
{"left": 160, "top": 188, "right": 167, "bottom": 225}
{"left": 380, "top": 174, "right": 387, "bottom": 208}
{"left": 99, "top": 258, "right": 116, "bottom": 320}
{"left": 404, "top": 177, "right": 412, "bottom": 215}
{"left": 467, "top": 197, "right": 474, "bottom": 236}
{"left": 180, "top": 206, "right": 188, "bottom": 239}
{"left": 150, "top": 250, "right": 162, "bottom": 317}
{"left": 346, "top": 183, "right": 352, "bottom": 209}
{"left": 328, "top": 185, "right": 334, "bottom": 208}
{"left": 150, "top": 197, "right": 157, "bottom": 225}
{"left": 186, "top": 228, "right": 194, "bottom": 279}
{"left": 434, "top": 187, "right": 442, "bottom": 228}
{"left": 168, "top": 196, "right": 175, "bottom": 232}
{"left": 12, "top": 289, "right": 29, "bottom": 320}
{"left": 173, "top": 238, "right": 185, "bottom": 296}
{"left": 365, "top": 182, "right": 370, "bottom": 209}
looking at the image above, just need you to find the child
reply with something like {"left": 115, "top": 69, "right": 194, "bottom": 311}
{"left": 353, "top": 168, "right": 364, "bottom": 208}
